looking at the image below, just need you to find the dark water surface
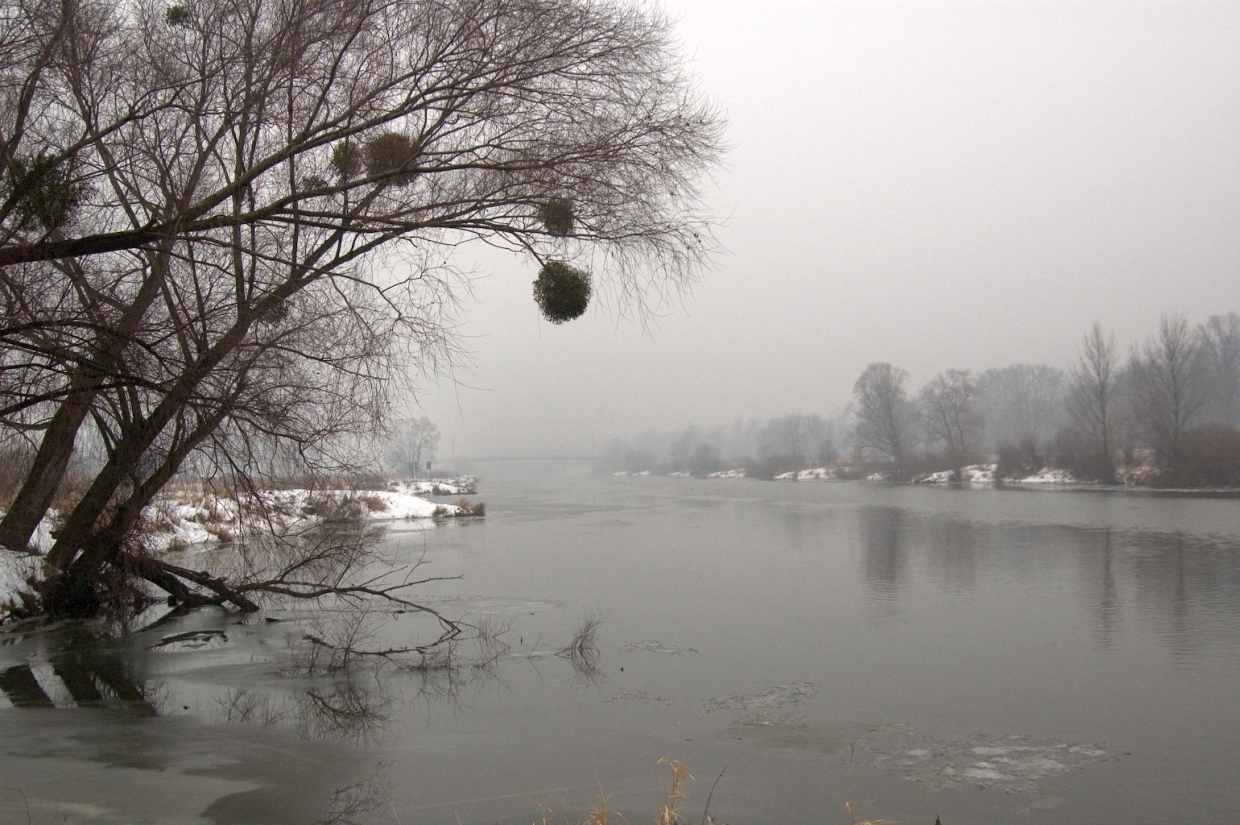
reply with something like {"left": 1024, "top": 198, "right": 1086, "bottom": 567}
{"left": 3, "top": 460, "right": 1239, "bottom": 824}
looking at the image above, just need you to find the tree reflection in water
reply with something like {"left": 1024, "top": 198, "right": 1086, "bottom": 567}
{"left": 855, "top": 501, "right": 1240, "bottom": 662}
{"left": 0, "top": 623, "right": 160, "bottom": 713}
{"left": 859, "top": 505, "right": 907, "bottom": 605}
{"left": 214, "top": 681, "right": 391, "bottom": 746}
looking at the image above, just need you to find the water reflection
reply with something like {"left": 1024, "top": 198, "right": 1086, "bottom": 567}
{"left": 857, "top": 503, "right": 1240, "bottom": 662}
{"left": 1073, "top": 528, "right": 1121, "bottom": 648}
{"left": 859, "top": 506, "right": 907, "bottom": 604}
{"left": 924, "top": 517, "right": 978, "bottom": 591}
{"left": 214, "top": 681, "right": 392, "bottom": 746}
{"left": 0, "top": 624, "right": 158, "bottom": 713}
{"left": 1123, "top": 531, "right": 1240, "bottom": 665}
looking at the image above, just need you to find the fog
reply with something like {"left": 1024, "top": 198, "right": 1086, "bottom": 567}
{"left": 417, "top": 0, "right": 1240, "bottom": 460}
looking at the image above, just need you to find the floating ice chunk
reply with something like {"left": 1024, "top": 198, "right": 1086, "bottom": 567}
{"left": 964, "top": 763, "right": 1013, "bottom": 781}
{"left": 706, "top": 682, "right": 817, "bottom": 711}
{"left": 621, "top": 640, "right": 699, "bottom": 655}
{"left": 851, "top": 726, "right": 1115, "bottom": 794}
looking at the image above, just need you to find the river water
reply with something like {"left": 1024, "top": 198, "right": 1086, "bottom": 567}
{"left": 2, "top": 460, "right": 1239, "bottom": 825}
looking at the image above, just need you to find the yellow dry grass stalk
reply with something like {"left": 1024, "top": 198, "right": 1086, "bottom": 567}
{"left": 580, "top": 793, "right": 613, "bottom": 825}
{"left": 655, "top": 758, "right": 692, "bottom": 825}
{"left": 844, "top": 799, "right": 890, "bottom": 825}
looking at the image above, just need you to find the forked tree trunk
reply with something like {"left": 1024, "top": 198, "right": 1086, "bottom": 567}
{"left": 0, "top": 250, "right": 171, "bottom": 553}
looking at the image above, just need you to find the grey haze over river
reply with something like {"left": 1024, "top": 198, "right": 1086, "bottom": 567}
{"left": 3, "top": 460, "right": 1240, "bottom": 824}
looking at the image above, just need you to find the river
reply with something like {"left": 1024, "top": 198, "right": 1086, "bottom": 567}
{"left": 2, "top": 459, "right": 1239, "bottom": 824}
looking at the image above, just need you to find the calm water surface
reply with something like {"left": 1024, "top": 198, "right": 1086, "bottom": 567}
{"left": 2, "top": 460, "right": 1239, "bottom": 824}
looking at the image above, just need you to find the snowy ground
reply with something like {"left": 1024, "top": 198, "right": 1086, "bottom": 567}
{"left": 138, "top": 484, "right": 475, "bottom": 553}
{"left": 773, "top": 467, "right": 839, "bottom": 481}
{"left": 0, "top": 477, "right": 480, "bottom": 607}
{"left": 627, "top": 464, "right": 1090, "bottom": 486}
{"left": 1010, "top": 468, "right": 1079, "bottom": 484}
{"left": 917, "top": 464, "right": 998, "bottom": 485}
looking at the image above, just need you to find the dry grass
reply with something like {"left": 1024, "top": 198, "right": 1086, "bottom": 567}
{"left": 358, "top": 493, "right": 389, "bottom": 513}
{"left": 535, "top": 759, "right": 706, "bottom": 825}
{"left": 557, "top": 611, "right": 603, "bottom": 660}
{"left": 655, "top": 759, "right": 692, "bottom": 825}
{"left": 452, "top": 497, "right": 485, "bottom": 516}
{"left": 843, "top": 800, "right": 890, "bottom": 825}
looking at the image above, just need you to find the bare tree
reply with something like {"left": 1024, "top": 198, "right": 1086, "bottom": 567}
{"left": 919, "top": 369, "right": 982, "bottom": 477}
{"left": 852, "top": 362, "right": 916, "bottom": 480}
{"left": 755, "top": 413, "right": 807, "bottom": 471}
{"left": 1197, "top": 313, "right": 1240, "bottom": 427}
{"left": 387, "top": 417, "right": 440, "bottom": 478}
{"left": 1128, "top": 314, "right": 1212, "bottom": 477}
{"left": 976, "top": 364, "right": 1065, "bottom": 451}
{"left": 0, "top": 0, "right": 725, "bottom": 616}
{"left": 1065, "top": 323, "right": 1122, "bottom": 482}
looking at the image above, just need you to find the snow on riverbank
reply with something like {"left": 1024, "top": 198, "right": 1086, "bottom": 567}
{"left": 774, "top": 467, "right": 839, "bottom": 481}
{"left": 134, "top": 480, "right": 480, "bottom": 553}
{"left": 1011, "top": 468, "right": 1078, "bottom": 484}
{"left": 917, "top": 464, "right": 998, "bottom": 485}
{"left": 390, "top": 477, "right": 477, "bottom": 496}
{"left": 0, "top": 477, "right": 480, "bottom": 597}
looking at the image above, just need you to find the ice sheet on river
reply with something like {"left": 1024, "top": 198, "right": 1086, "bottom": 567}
{"left": 853, "top": 725, "right": 1115, "bottom": 792}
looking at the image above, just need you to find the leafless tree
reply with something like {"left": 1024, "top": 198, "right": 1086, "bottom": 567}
{"left": 1128, "top": 314, "right": 1212, "bottom": 476}
{"left": 754, "top": 413, "right": 807, "bottom": 471}
{"left": 976, "top": 364, "right": 1065, "bottom": 451}
{"left": 386, "top": 416, "right": 440, "bottom": 478}
{"left": 1197, "top": 313, "right": 1240, "bottom": 427}
{"left": 919, "top": 369, "right": 982, "bottom": 477}
{"left": 852, "top": 362, "right": 916, "bottom": 480}
{"left": 1065, "top": 323, "right": 1122, "bottom": 482}
{"left": 0, "top": 0, "right": 725, "bottom": 616}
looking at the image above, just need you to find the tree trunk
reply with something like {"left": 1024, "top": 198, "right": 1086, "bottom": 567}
{"left": 0, "top": 250, "right": 171, "bottom": 553}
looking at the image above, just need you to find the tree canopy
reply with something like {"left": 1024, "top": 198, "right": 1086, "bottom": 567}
{"left": 0, "top": 0, "right": 725, "bottom": 616}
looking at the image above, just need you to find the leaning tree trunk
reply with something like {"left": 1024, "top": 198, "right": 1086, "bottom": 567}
{"left": 0, "top": 250, "right": 171, "bottom": 552}
{"left": 51, "top": 403, "right": 243, "bottom": 614}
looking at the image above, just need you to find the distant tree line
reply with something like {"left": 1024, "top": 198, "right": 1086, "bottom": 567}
{"left": 596, "top": 410, "right": 851, "bottom": 479}
{"left": 851, "top": 312, "right": 1240, "bottom": 486}
{"left": 598, "top": 312, "right": 1240, "bottom": 487}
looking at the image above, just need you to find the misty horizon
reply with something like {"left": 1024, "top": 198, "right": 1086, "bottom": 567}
{"left": 414, "top": 0, "right": 1240, "bottom": 460}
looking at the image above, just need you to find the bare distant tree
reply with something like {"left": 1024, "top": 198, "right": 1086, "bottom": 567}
{"left": 853, "top": 363, "right": 916, "bottom": 480}
{"left": 805, "top": 411, "right": 848, "bottom": 466}
{"left": 919, "top": 369, "right": 983, "bottom": 477}
{"left": 757, "top": 413, "right": 808, "bottom": 470}
{"left": 976, "top": 364, "right": 1065, "bottom": 451}
{"left": 388, "top": 417, "right": 441, "bottom": 478}
{"left": 1128, "top": 314, "right": 1212, "bottom": 475}
{"left": 1065, "top": 323, "right": 1122, "bottom": 482}
{"left": 1197, "top": 313, "right": 1240, "bottom": 427}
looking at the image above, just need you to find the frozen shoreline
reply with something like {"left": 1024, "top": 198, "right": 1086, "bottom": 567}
{"left": 0, "top": 477, "right": 480, "bottom": 607}
{"left": 620, "top": 465, "right": 1240, "bottom": 493}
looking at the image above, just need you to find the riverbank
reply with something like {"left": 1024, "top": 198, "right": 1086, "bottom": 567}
{"left": 0, "top": 476, "right": 482, "bottom": 612}
{"left": 613, "top": 463, "right": 1240, "bottom": 493}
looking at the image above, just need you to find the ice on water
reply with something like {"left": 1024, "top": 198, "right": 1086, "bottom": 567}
{"left": 855, "top": 727, "right": 1114, "bottom": 792}
{"left": 705, "top": 681, "right": 817, "bottom": 711}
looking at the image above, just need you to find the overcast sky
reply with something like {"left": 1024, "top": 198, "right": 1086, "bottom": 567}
{"left": 416, "top": 0, "right": 1240, "bottom": 461}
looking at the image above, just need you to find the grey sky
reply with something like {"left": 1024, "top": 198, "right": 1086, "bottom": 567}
{"left": 418, "top": 0, "right": 1240, "bottom": 460}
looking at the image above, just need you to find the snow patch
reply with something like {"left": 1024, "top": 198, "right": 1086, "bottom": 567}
{"left": 1012, "top": 468, "right": 1079, "bottom": 484}
{"left": 917, "top": 464, "right": 997, "bottom": 485}
{"left": 387, "top": 476, "right": 477, "bottom": 496}
{"left": 773, "top": 467, "right": 838, "bottom": 481}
